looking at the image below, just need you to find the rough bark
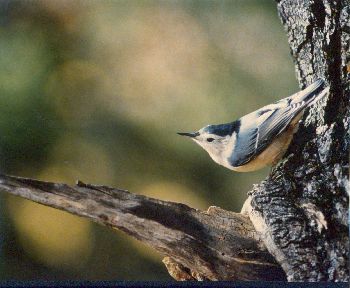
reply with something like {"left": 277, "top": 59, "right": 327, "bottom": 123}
{"left": 0, "top": 174, "right": 285, "bottom": 281}
{"left": 243, "top": 0, "right": 349, "bottom": 282}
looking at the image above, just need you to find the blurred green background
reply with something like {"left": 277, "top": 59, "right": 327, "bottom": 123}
{"left": 0, "top": 0, "right": 297, "bottom": 281}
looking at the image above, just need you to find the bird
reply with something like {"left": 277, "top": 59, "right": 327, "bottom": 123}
{"left": 178, "top": 79, "right": 329, "bottom": 172}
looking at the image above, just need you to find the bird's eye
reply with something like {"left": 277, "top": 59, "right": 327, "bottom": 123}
{"left": 206, "top": 138, "right": 214, "bottom": 142}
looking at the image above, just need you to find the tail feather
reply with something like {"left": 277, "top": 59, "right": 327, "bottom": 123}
{"left": 291, "top": 79, "right": 328, "bottom": 105}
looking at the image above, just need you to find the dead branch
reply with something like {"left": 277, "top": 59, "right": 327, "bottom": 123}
{"left": 0, "top": 174, "right": 286, "bottom": 281}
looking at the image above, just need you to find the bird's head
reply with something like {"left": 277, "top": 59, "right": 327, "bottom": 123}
{"left": 178, "top": 122, "right": 238, "bottom": 167}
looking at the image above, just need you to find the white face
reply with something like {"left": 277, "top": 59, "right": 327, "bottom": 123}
{"left": 192, "top": 128, "right": 235, "bottom": 168}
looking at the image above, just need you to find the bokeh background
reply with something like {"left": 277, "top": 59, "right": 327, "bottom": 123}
{"left": 0, "top": 0, "right": 297, "bottom": 281}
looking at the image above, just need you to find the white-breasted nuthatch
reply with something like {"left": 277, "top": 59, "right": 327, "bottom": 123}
{"left": 178, "top": 79, "right": 329, "bottom": 172}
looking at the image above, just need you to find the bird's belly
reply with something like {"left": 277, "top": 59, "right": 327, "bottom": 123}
{"left": 232, "top": 123, "right": 298, "bottom": 172}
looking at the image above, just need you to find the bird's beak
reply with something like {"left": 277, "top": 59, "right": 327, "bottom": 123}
{"left": 177, "top": 132, "right": 200, "bottom": 138}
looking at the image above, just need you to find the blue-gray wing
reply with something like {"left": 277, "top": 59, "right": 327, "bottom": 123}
{"left": 255, "top": 104, "right": 301, "bottom": 154}
{"left": 229, "top": 99, "right": 315, "bottom": 167}
{"left": 254, "top": 83, "right": 328, "bottom": 159}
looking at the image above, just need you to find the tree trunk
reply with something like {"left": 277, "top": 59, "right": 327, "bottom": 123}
{"left": 0, "top": 0, "right": 348, "bottom": 282}
{"left": 243, "top": 0, "right": 349, "bottom": 281}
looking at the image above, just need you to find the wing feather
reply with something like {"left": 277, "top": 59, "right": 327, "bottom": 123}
{"left": 230, "top": 101, "right": 308, "bottom": 167}
{"left": 229, "top": 126, "right": 258, "bottom": 167}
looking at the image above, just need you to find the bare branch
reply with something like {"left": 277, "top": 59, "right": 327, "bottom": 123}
{"left": 0, "top": 174, "right": 286, "bottom": 281}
